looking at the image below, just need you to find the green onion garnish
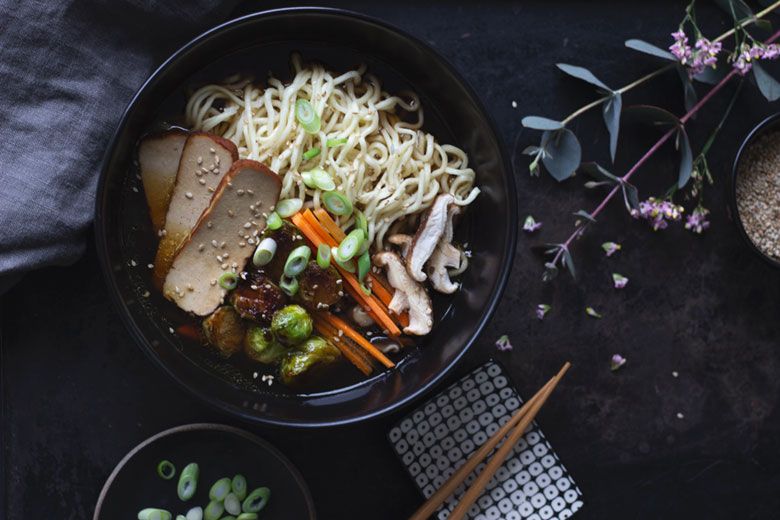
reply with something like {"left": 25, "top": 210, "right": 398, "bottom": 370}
{"left": 332, "top": 247, "right": 356, "bottom": 273}
{"left": 301, "top": 170, "right": 316, "bottom": 189}
{"left": 157, "top": 460, "right": 176, "bottom": 480}
{"left": 279, "top": 275, "right": 299, "bottom": 296}
{"left": 302, "top": 168, "right": 335, "bottom": 191}
{"left": 337, "top": 229, "right": 365, "bottom": 262}
{"left": 242, "top": 487, "right": 271, "bottom": 514}
{"left": 209, "top": 477, "right": 232, "bottom": 502}
{"left": 266, "top": 211, "right": 283, "bottom": 230}
{"left": 302, "top": 147, "right": 320, "bottom": 160}
{"left": 275, "top": 198, "right": 303, "bottom": 218}
{"left": 322, "top": 191, "right": 353, "bottom": 216}
{"left": 177, "top": 463, "right": 199, "bottom": 501}
{"left": 236, "top": 514, "right": 258, "bottom": 520}
{"left": 203, "top": 500, "right": 224, "bottom": 520}
{"left": 175, "top": 514, "right": 186, "bottom": 520}
{"left": 224, "top": 492, "right": 241, "bottom": 515}
{"left": 295, "top": 99, "right": 321, "bottom": 134}
{"left": 185, "top": 507, "right": 202, "bottom": 520}
{"left": 357, "top": 251, "right": 371, "bottom": 282}
{"left": 252, "top": 237, "right": 276, "bottom": 267}
{"left": 360, "top": 282, "right": 372, "bottom": 296}
{"left": 354, "top": 210, "right": 368, "bottom": 236}
{"left": 232, "top": 474, "right": 248, "bottom": 501}
{"left": 326, "top": 137, "right": 348, "bottom": 147}
{"left": 218, "top": 272, "right": 238, "bottom": 290}
{"left": 138, "top": 509, "right": 172, "bottom": 520}
{"left": 316, "top": 243, "right": 331, "bottom": 269}
{"left": 284, "top": 245, "right": 311, "bottom": 277}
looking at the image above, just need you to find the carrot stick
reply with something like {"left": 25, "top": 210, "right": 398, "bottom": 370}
{"left": 316, "top": 311, "right": 395, "bottom": 368}
{"left": 310, "top": 209, "right": 410, "bottom": 328}
{"left": 297, "top": 211, "right": 402, "bottom": 336}
{"left": 314, "top": 320, "right": 373, "bottom": 376}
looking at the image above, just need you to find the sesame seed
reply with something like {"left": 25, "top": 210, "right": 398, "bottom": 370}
{"left": 185, "top": 192, "right": 193, "bottom": 199}
{"left": 676, "top": 412, "right": 685, "bottom": 419}
{"left": 672, "top": 371, "right": 679, "bottom": 378}
{"left": 223, "top": 252, "right": 229, "bottom": 259}
{"left": 129, "top": 259, "right": 137, "bottom": 267}
{"left": 208, "top": 187, "right": 215, "bottom": 192}
{"left": 211, "top": 240, "right": 219, "bottom": 248}
{"left": 199, "top": 178, "right": 206, "bottom": 185}
{"left": 247, "top": 189, "right": 254, "bottom": 195}
{"left": 243, "top": 222, "right": 252, "bottom": 228}
{"left": 147, "top": 263, "right": 154, "bottom": 269}
{"left": 210, "top": 279, "right": 217, "bottom": 286}
{"left": 197, "top": 156, "right": 203, "bottom": 164}
{"left": 207, "top": 221, "right": 213, "bottom": 229}
{"left": 511, "top": 100, "right": 517, "bottom": 108}
{"left": 132, "top": 187, "right": 139, "bottom": 193}
{"left": 251, "top": 284, "right": 258, "bottom": 290}
{"left": 238, "top": 242, "right": 246, "bottom": 247}
{"left": 198, "top": 243, "right": 205, "bottom": 251}
{"left": 247, "top": 238, "right": 256, "bottom": 245}
{"left": 220, "top": 241, "right": 226, "bottom": 248}
{"left": 217, "top": 255, "right": 223, "bottom": 262}
{"left": 221, "top": 263, "right": 228, "bottom": 269}
{"left": 237, "top": 189, "right": 245, "bottom": 196}
{"left": 142, "top": 290, "right": 150, "bottom": 298}
{"left": 209, "top": 147, "right": 216, "bottom": 153}
{"left": 215, "top": 155, "right": 220, "bottom": 164}
{"left": 228, "top": 209, "right": 235, "bottom": 217}
{"left": 169, "top": 327, "right": 175, "bottom": 334}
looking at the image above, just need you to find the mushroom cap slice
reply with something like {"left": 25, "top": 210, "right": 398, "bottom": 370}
{"left": 406, "top": 194, "right": 454, "bottom": 282}
{"left": 152, "top": 132, "right": 239, "bottom": 288}
{"left": 374, "top": 251, "right": 433, "bottom": 336}
{"left": 387, "top": 233, "right": 412, "bottom": 259}
{"left": 163, "top": 159, "right": 282, "bottom": 316}
{"left": 138, "top": 129, "right": 188, "bottom": 233}
{"left": 426, "top": 205, "right": 462, "bottom": 294}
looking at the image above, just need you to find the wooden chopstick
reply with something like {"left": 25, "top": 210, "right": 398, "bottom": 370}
{"left": 408, "top": 362, "right": 571, "bottom": 520}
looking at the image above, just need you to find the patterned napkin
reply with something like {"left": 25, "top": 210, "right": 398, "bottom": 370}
{"left": 388, "top": 360, "right": 584, "bottom": 520}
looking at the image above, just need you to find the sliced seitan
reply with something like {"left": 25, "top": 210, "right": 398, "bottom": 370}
{"left": 137, "top": 129, "right": 188, "bottom": 233}
{"left": 152, "top": 132, "right": 238, "bottom": 288}
{"left": 163, "top": 159, "right": 282, "bottom": 316}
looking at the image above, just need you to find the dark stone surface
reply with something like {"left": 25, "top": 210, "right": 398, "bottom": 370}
{"left": 3, "top": 1, "right": 780, "bottom": 518}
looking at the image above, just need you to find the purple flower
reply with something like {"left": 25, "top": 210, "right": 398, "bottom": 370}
{"left": 495, "top": 334, "right": 513, "bottom": 352}
{"left": 610, "top": 354, "right": 627, "bottom": 372}
{"left": 684, "top": 206, "right": 710, "bottom": 234}
{"left": 601, "top": 241, "right": 622, "bottom": 257}
{"left": 687, "top": 38, "right": 722, "bottom": 77}
{"left": 523, "top": 215, "right": 542, "bottom": 233}
{"left": 536, "top": 304, "right": 551, "bottom": 320}
{"left": 634, "top": 197, "right": 683, "bottom": 231}
{"left": 670, "top": 30, "right": 692, "bottom": 65}
{"left": 733, "top": 43, "right": 759, "bottom": 75}
{"left": 612, "top": 273, "right": 628, "bottom": 289}
{"left": 763, "top": 43, "right": 780, "bottom": 60}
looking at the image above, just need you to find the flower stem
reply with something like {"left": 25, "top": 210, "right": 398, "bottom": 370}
{"left": 713, "top": 0, "right": 780, "bottom": 44}
{"left": 548, "top": 27, "right": 780, "bottom": 272}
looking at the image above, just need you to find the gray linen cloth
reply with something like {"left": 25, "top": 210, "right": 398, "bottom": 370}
{"left": 0, "top": 0, "right": 239, "bottom": 293}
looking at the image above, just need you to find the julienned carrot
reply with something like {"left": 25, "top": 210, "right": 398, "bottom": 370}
{"left": 314, "top": 320, "right": 373, "bottom": 376}
{"left": 311, "top": 209, "right": 410, "bottom": 327}
{"left": 317, "top": 311, "right": 395, "bottom": 368}
{"left": 295, "top": 211, "right": 402, "bottom": 336}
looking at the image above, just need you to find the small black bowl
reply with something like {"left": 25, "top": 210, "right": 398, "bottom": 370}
{"left": 95, "top": 8, "right": 517, "bottom": 427}
{"left": 730, "top": 112, "right": 780, "bottom": 269}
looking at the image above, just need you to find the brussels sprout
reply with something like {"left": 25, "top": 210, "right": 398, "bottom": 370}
{"left": 244, "top": 325, "right": 289, "bottom": 364}
{"left": 298, "top": 261, "right": 343, "bottom": 307}
{"left": 202, "top": 306, "right": 245, "bottom": 358}
{"left": 230, "top": 273, "right": 287, "bottom": 323}
{"left": 271, "top": 304, "right": 313, "bottom": 346}
{"left": 280, "top": 336, "right": 341, "bottom": 386}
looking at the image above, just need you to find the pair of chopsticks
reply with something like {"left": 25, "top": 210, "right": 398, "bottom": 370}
{"left": 409, "top": 362, "right": 571, "bottom": 520}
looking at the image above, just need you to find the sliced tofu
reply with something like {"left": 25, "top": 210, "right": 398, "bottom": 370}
{"left": 163, "top": 160, "right": 282, "bottom": 316}
{"left": 137, "top": 129, "right": 188, "bottom": 233}
{"left": 152, "top": 132, "right": 238, "bottom": 288}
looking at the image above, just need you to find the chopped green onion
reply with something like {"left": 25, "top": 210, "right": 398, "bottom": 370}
{"left": 221, "top": 517, "right": 236, "bottom": 520}
{"left": 224, "top": 493, "right": 241, "bottom": 515}
{"left": 326, "top": 137, "right": 348, "bottom": 147}
{"left": 231, "top": 474, "right": 247, "bottom": 501}
{"left": 176, "top": 515, "right": 186, "bottom": 520}
{"left": 354, "top": 210, "right": 368, "bottom": 236}
{"left": 357, "top": 251, "right": 371, "bottom": 282}
{"left": 284, "top": 245, "right": 311, "bottom": 277}
{"left": 332, "top": 247, "right": 356, "bottom": 273}
{"left": 301, "top": 170, "right": 316, "bottom": 189}
{"left": 316, "top": 243, "right": 331, "bottom": 269}
{"left": 266, "top": 212, "right": 283, "bottom": 230}
{"left": 275, "top": 198, "right": 303, "bottom": 218}
{"left": 295, "top": 99, "right": 321, "bottom": 134}
{"left": 236, "top": 514, "right": 258, "bottom": 520}
{"left": 209, "top": 477, "right": 232, "bottom": 502}
{"left": 242, "top": 487, "right": 271, "bottom": 513}
{"left": 218, "top": 272, "right": 238, "bottom": 290}
{"left": 177, "top": 463, "right": 199, "bottom": 501}
{"left": 302, "top": 168, "right": 335, "bottom": 191}
{"left": 185, "top": 507, "right": 203, "bottom": 520}
{"left": 360, "top": 282, "right": 372, "bottom": 296}
{"left": 252, "top": 237, "right": 277, "bottom": 267}
{"left": 302, "top": 147, "right": 320, "bottom": 160}
{"left": 203, "top": 500, "right": 224, "bottom": 520}
{"left": 322, "top": 191, "right": 353, "bottom": 216}
{"left": 279, "top": 275, "right": 299, "bottom": 296}
{"left": 138, "top": 509, "right": 172, "bottom": 520}
{"left": 337, "top": 229, "right": 365, "bottom": 262}
{"left": 357, "top": 233, "right": 370, "bottom": 255}
{"left": 157, "top": 460, "right": 176, "bottom": 480}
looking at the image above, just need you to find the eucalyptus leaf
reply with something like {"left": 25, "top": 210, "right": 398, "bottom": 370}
{"left": 714, "top": 0, "right": 753, "bottom": 22}
{"left": 621, "top": 182, "right": 640, "bottom": 212}
{"left": 752, "top": 62, "right": 780, "bottom": 102}
{"left": 556, "top": 63, "right": 610, "bottom": 91}
{"left": 693, "top": 64, "right": 729, "bottom": 85}
{"left": 541, "top": 129, "right": 581, "bottom": 181}
{"left": 580, "top": 162, "right": 619, "bottom": 183}
{"left": 522, "top": 116, "right": 564, "bottom": 130}
{"left": 677, "top": 128, "right": 693, "bottom": 188}
{"left": 603, "top": 92, "right": 622, "bottom": 161}
{"left": 562, "top": 248, "right": 576, "bottom": 279}
{"left": 676, "top": 65, "right": 698, "bottom": 112}
{"left": 755, "top": 19, "right": 773, "bottom": 32}
{"left": 625, "top": 39, "right": 675, "bottom": 61}
{"left": 573, "top": 210, "right": 596, "bottom": 223}
{"left": 627, "top": 104, "right": 681, "bottom": 127}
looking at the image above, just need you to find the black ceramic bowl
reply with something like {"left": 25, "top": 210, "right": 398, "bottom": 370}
{"left": 93, "top": 424, "right": 316, "bottom": 519}
{"left": 730, "top": 112, "right": 780, "bottom": 269}
{"left": 95, "top": 8, "right": 517, "bottom": 427}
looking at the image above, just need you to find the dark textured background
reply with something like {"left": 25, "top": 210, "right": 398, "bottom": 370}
{"left": 3, "top": 1, "right": 780, "bottom": 519}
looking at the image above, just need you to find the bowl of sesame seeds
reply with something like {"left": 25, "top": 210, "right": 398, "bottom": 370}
{"left": 732, "top": 112, "right": 780, "bottom": 269}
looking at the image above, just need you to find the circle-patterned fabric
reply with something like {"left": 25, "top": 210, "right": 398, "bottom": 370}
{"left": 388, "top": 360, "right": 584, "bottom": 520}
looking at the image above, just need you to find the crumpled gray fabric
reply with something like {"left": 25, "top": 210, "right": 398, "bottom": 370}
{"left": 0, "top": 0, "right": 239, "bottom": 293}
